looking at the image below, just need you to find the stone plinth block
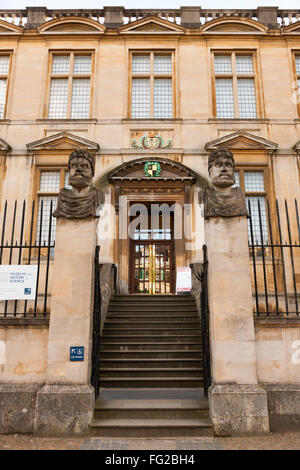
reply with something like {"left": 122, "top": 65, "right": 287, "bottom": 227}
{"left": 0, "top": 384, "right": 43, "bottom": 434}
{"left": 34, "top": 384, "right": 95, "bottom": 436}
{"left": 263, "top": 383, "right": 300, "bottom": 432}
{"left": 209, "top": 383, "right": 269, "bottom": 436}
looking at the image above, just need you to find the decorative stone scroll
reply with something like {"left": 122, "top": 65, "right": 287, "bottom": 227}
{"left": 53, "top": 150, "right": 103, "bottom": 219}
{"left": 200, "top": 148, "right": 249, "bottom": 219}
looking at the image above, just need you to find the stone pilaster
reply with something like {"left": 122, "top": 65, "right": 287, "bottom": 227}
{"left": 205, "top": 216, "right": 269, "bottom": 435}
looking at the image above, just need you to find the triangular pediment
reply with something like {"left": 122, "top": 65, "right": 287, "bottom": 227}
{"left": 27, "top": 132, "right": 99, "bottom": 152}
{"left": 0, "top": 137, "right": 11, "bottom": 152}
{"left": 201, "top": 17, "right": 268, "bottom": 34}
{"left": 38, "top": 17, "right": 105, "bottom": 34}
{"left": 119, "top": 16, "right": 185, "bottom": 34}
{"left": 205, "top": 131, "right": 278, "bottom": 151}
{"left": 0, "top": 20, "right": 23, "bottom": 35}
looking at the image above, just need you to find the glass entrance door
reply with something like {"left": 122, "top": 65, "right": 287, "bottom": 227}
{"left": 129, "top": 203, "right": 175, "bottom": 294}
{"left": 131, "top": 242, "right": 174, "bottom": 294}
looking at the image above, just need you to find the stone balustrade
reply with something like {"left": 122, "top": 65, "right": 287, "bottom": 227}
{"left": 0, "top": 7, "right": 300, "bottom": 28}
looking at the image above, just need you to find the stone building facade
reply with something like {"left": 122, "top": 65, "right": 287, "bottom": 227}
{"left": 0, "top": 6, "right": 299, "bottom": 436}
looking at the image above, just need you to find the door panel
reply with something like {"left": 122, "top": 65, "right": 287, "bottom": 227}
{"left": 131, "top": 241, "right": 174, "bottom": 294}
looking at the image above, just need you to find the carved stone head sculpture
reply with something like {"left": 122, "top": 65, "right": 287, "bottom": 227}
{"left": 68, "top": 149, "right": 95, "bottom": 192}
{"left": 208, "top": 148, "right": 235, "bottom": 189}
{"left": 53, "top": 150, "right": 103, "bottom": 219}
{"left": 200, "top": 148, "right": 249, "bottom": 219}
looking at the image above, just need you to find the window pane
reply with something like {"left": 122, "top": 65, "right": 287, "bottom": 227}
{"left": 154, "top": 55, "right": 172, "bottom": 74}
{"left": 48, "top": 78, "right": 68, "bottom": 118}
{"left": 244, "top": 172, "right": 265, "bottom": 192}
{"left": 154, "top": 78, "right": 172, "bottom": 118}
{"left": 295, "top": 56, "right": 300, "bottom": 75}
{"left": 64, "top": 171, "right": 72, "bottom": 189}
{"left": 247, "top": 196, "right": 268, "bottom": 243}
{"left": 214, "top": 55, "right": 232, "bottom": 74}
{"left": 74, "top": 55, "right": 91, "bottom": 75}
{"left": 71, "top": 78, "right": 90, "bottom": 118}
{"left": 132, "top": 55, "right": 150, "bottom": 74}
{"left": 237, "top": 78, "right": 257, "bottom": 118}
{"left": 0, "top": 79, "right": 7, "bottom": 119}
{"left": 39, "top": 171, "right": 61, "bottom": 192}
{"left": 215, "top": 78, "right": 234, "bottom": 118}
{"left": 0, "top": 56, "right": 10, "bottom": 75}
{"left": 233, "top": 171, "right": 240, "bottom": 188}
{"left": 36, "top": 196, "right": 58, "bottom": 244}
{"left": 51, "top": 55, "right": 70, "bottom": 75}
{"left": 131, "top": 78, "right": 150, "bottom": 118}
{"left": 236, "top": 55, "right": 254, "bottom": 75}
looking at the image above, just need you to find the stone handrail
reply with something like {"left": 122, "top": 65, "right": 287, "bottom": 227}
{"left": 0, "top": 7, "right": 300, "bottom": 28}
{"left": 189, "top": 262, "right": 203, "bottom": 320}
{"left": 99, "top": 263, "right": 117, "bottom": 335}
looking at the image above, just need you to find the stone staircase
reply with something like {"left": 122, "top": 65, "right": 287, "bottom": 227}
{"left": 89, "top": 294, "right": 213, "bottom": 437}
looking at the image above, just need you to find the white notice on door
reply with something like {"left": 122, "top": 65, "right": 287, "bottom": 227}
{"left": 0, "top": 265, "right": 38, "bottom": 300}
{"left": 176, "top": 267, "right": 192, "bottom": 293}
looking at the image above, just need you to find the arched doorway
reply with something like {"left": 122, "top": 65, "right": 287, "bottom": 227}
{"left": 108, "top": 157, "right": 198, "bottom": 294}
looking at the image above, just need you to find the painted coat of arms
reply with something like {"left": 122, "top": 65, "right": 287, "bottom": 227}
{"left": 144, "top": 161, "right": 162, "bottom": 177}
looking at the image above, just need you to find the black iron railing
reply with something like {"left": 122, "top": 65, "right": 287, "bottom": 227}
{"left": 200, "top": 245, "right": 212, "bottom": 398}
{"left": 249, "top": 198, "right": 299, "bottom": 316}
{"left": 0, "top": 199, "right": 55, "bottom": 318}
{"left": 190, "top": 246, "right": 212, "bottom": 398}
{"left": 91, "top": 245, "right": 101, "bottom": 397}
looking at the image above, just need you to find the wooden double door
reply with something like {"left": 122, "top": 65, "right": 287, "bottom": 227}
{"left": 130, "top": 240, "right": 175, "bottom": 294}
{"left": 129, "top": 204, "right": 175, "bottom": 294}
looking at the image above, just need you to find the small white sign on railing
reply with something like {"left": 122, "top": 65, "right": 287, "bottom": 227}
{"left": 0, "top": 265, "right": 38, "bottom": 300}
{"left": 176, "top": 266, "right": 192, "bottom": 293}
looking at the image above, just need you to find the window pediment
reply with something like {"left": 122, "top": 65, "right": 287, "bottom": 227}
{"left": 38, "top": 17, "right": 105, "bottom": 34}
{"left": 0, "top": 138, "right": 11, "bottom": 153}
{"left": 205, "top": 131, "right": 278, "bottom": 152}
{"left": 0, "top": 20, "right": 22, "bottom": 35}
{"left": 201, "top": 17, "right": 268, "bottom": 34}
{"left": 283, "top": 21, "right": 300, "bottom": 34}
{"left": 27, "top": 131, "right": 99, "bottom": 152}
{"left": 118, "top": 16, "right": 185, "bottom": 34}
{"left": 292, "top": 140, "right": 300, "bottom": 154}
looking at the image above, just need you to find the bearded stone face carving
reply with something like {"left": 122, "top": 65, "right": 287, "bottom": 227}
{"left": 53, "top": 150, "right": 103, "bottom": 219}
{"left": 200, "top": 148, "right": 249, "bottom": 219}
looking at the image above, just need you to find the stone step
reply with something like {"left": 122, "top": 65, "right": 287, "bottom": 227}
{"left": 107, "top": 313, "right": 200, "bottom": 320}
{"left": 100, "top": 367, "right": 203, "bottom": 378}
{"left": 100, "top": 350, "right": 203, "bottom": 359}
{"left": 89, "top": 417, "right": 213, "bottom": 438}
{"left": 100, "top": 358, "right": 202, "bottom": 368}
{"left": 102, "top": 328, "right": 201, "bottom": 336}
{"left": 100, "top": 377, "right": 204, "bottom": 388}
{"left": 101, "top": 342, "right": 202, "bottom": 350}
{"left": 102, "top": 335, "right": 202, "bottom": 343}
{"left": 110, "top": 295, "right": 195, "bottom": 301}
{"left": 108, "top": 306, "right": 198, "bottom": 312}
{"left": 104, "top": 321, "right": 201, "bottom": 329}
{"left": 93, "top": 399, "right": 209, "bottom": 420}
